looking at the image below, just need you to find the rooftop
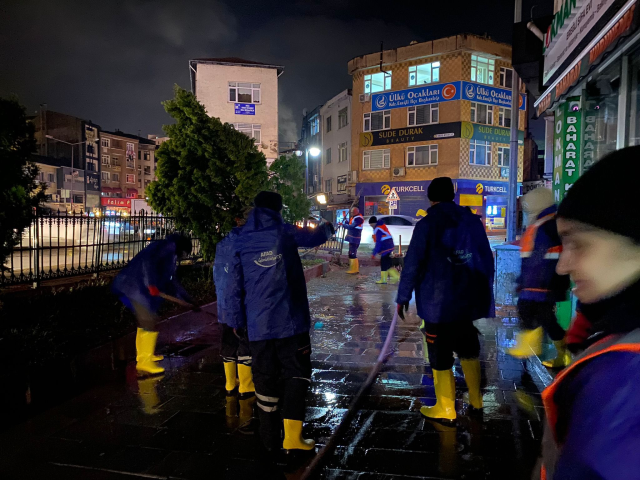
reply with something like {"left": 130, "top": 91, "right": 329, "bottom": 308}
{"left": 189, "top": 57, "right": 284, "bottom": 92}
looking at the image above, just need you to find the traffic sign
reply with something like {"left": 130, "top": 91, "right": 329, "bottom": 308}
{"left": 386, "top": 188, "right": 400, "bottom": 202}
{"left": 389, "top": 200, "right": 398, "bottom": 210}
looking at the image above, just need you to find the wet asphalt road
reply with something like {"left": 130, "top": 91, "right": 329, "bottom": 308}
{"left": 0, "top": 266, "right": 547, "bottom": 479}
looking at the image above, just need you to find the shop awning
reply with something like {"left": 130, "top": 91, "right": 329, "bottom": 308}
{"left": 112, "top": 187, "right": 122, "bottom": 193}
{"left": 127, "top": 188, "right": 138, "bottom": 195}
{"left": 102, "top": 187, "right": 113, "bottom": 193}
{"left": 535, "top": 1, "right": 638, "bottom": 117}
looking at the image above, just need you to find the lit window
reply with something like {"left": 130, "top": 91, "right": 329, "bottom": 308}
{"left": 498, "top": 146, "right": 510, "bottom": 167}
{"left": 500, "top": 67, "right": 513, "bottom": 88}
{"left": 471, "top": 103, "right": 494, "bottom": 125}
{"left": 363, "top": 110, "right": 391, "bottom": 132}
{"left": 407, "top": 145, "right": 438, "bottom": 166}
{"left": 126, "top": 174, "right": 135, "bottom": 184}
{"left": 469, "top": 140, "right": 492, "bottom": 165}
{"left": 408, "top": 62, "right": 440, "bottom": 86}
{"left": 363, "top": 149, "right": 390, "bottom": 170}
{"left": 228, "top": 82, "right": 261, "bottom": 103}
{"left": 498, "top": 107, "right": 511, "bottom": 127}
{"left": 471, "top": 55, "right": 495, "bottom": 85}
{"left": 408, "top": 104, "right": 439, "bottom": 126}
{"left": 364, "top": 71, "right": 392, "bottom": 94}
{"left": 310, "top": 115, "right": 320, "bottom": 135}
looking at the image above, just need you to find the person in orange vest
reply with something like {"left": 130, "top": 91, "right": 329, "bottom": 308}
{"left": 369, "top": 216, "right": 400, "bottom": 284}
{"left": 341, "top": 207, "right": 364, "bottom": 274}
{"left": 537, "top": 146, "right": 640, "bottom": 479}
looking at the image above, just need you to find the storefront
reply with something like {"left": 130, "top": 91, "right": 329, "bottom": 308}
{"left": 535, "top": 0, "right": 640, "bottom": 199}
{"left": 100, "top": 197, "right": 132, "bottom": 214}
{"left": 356, "top": 179, "right": 518, "bottom": 236}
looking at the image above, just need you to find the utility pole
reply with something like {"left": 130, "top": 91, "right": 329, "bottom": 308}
{"left": 507, "top": 0, "right": 523, "bottom": 242}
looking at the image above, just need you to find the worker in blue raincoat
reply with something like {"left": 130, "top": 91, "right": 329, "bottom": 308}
{"left": 536, "top": 146, "right": 640, "bottom": 480}
{"left": 341, "top": 207, "right": 364, "bottom": 274}
{"left": 369, "top": 216, "right": 400, "bottom": 284}
{"left": 396, "top": 177, "right": 495, "bottom": 422}
{"left": 112, "top": 233, "right": 196, "bottom": 375}
{"left": 226, "top": 191, "right": 333, "bottom": 453}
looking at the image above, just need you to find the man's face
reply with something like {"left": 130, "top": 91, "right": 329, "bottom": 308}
{"left": 352, "top": 208, "right": 359, "bottom": 216}
{"left": 556, "top": 218, "right": 640, "bottom": 303}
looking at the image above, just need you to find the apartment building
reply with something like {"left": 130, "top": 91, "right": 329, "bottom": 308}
{"left": 137, "top": 138, "right": 156, "bottom": 194}
{"left": 349, "top": 34, "right": 526, "bottom": 236}
{"left": 189, "top": 57, "right": 284, "bottom": 166}
{"left": 100, "top": 131, "right": 138, "bottom": 212}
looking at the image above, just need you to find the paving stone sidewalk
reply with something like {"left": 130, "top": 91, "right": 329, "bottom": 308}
{"left": 0, "top": 266, "right": 547, "bottom": 480}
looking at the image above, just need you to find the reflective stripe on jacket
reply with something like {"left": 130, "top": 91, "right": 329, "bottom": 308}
{"left": 372, "top": 222, "right": 394, "bottom": 257}
{"left": 345, "top": 214, "right": 364, "bottom": 243}
{"left": 539, "top": 328, "right": 640, "bottom": 480}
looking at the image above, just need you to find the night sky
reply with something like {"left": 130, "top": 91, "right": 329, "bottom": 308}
{"left": 0, "top": 0, "right": 551, "bottom": 143}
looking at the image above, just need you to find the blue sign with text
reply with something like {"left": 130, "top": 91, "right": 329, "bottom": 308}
{"left": 371, "top": 81, "right": 526, "bottom": 112}
{"left": 234, "top": 103, "right": 255, "bottom": 115}
{"left": 461, "top": 82, "right": 526, "bottom": 110}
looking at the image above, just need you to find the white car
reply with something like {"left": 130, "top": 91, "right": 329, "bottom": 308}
{"left": 356, "top": 215, "right": 417, "bottom": 247}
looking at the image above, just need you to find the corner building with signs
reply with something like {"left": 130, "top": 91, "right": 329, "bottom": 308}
{"left": 532, "top": 0, "right": 640, "bottom": 203}
{"left": 348, "top": 34, "right": 526, "bottom": 236}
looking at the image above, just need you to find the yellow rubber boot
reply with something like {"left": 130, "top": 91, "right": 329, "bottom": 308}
{"left": 420, "top": 369, "right": 456, "bottom": 421}
{"left": 376, "top": 271, "right": 388, "bottom": 284}
{"left": 542, "top": 339, "right": 572, "bottom": 368}
{"left": 346, "top": 258, "right": 359, "bottom": 274}
{"left": 388, "top": 268, "right": 400, "bottom": 284}
{"left": 237, "top": 364, "right": 255, "bottom": 396}
{"left": 283, "top": 419, "right": 315, "bottom": 451}
{"left": 136, "top": 328, "right": 163, "bottom": 362}
{"left": 136, "top": 330, "right": 165, "bottom": 375}
{"left": 224, "top": 362, "right": 238, "bottom": 393}
{"left": 507, "top": 327, "right": 543, "bottom": 358}
{"left": 460, "top": 358, "right": 483, "bottom": 409}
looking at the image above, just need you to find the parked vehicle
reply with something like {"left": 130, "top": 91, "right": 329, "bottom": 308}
{"left": 358, "top": 215, "right": 417, "bottom": 246}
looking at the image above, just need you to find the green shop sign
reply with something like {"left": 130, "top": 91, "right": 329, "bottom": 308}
{"left": 461, "top": 122, "right": 523, "bottom": 145}
{"left": 553, "top": 97, "right": 582, "bottom": 203}
{"left": 543, "top": 0, "right": 578, "bottom": 53}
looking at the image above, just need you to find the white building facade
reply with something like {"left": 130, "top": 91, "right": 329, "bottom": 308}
{"left": 189, "top": 57, "right": 284, "bottom": 166}
{"left": 319, "top": 89, "right": 352, "bottom": 218}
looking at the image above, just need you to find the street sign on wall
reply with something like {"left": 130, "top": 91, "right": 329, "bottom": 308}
{"left": 234, "top": 103, "right": 256, "bottom": 115}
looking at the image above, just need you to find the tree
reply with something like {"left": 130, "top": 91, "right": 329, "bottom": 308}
{"left": 147, "top": 86, "right": 268, "bottom": 260}
{"left": 268, "top": 154, "right": 312, "bottom": 224}
{"left": 0, "top": 97, "right": 45, "bottom": 268}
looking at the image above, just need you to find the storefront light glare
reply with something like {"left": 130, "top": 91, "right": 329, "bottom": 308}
{"left": 317, "top": 193, "right": 327, "bottom": 204}
{"left": 308, "top": 147, "right": 321, "bottom": 157}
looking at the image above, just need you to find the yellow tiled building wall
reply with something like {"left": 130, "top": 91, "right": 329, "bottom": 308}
{"left": 351, "top": 49, "right": 525, "bottom": 185}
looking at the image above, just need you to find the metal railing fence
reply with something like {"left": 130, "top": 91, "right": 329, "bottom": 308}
{"left": 1, "top": 210, "right": 201, "bottom": 287}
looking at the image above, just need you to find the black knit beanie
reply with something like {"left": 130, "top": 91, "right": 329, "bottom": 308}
{"left": 428, "top": 177, "right": 455, "bottom": 202}
{"left": 557, "top": 146, "right": 640, "bottom": 243}
{"left": 254, "top": 191, "right": 283, "bottom": 212}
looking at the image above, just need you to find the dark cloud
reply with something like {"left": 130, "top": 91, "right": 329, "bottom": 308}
{"left": 0, "top": 0, "right": 547, "bottom": 142}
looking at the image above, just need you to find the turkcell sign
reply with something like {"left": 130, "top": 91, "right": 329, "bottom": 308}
{"left": 461, "top": 82, "right": 526, "bottom": 110}
{"left": 371, "top": 82, "right": 461, "bottom": 111}
{"left": 372, "top": 81, "right": 525, "bottom": 112}
{"left": 234, "top": 103, "right": 255, "bottom": 115}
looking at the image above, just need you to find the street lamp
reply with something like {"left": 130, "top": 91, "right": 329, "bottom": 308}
{"left": 316, "top": 193, "right": 327, "bottom": 205}
{"left": 46, "top": 135, "right": 86, "bottom": 213}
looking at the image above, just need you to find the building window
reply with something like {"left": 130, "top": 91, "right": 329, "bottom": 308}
{"left": 363, "top": 110, "right": 390, "bottom": 132}
{"left": 326, "top": 116, "right": 332, "bottom": 133}
{"left": 113, "top": 173, "right": 120, "bottom": 182}
{"left": 408, "top": 62, "right": 440, "bottom": 86}
{"left": 469, "top": 140, "right": 492, "bottom": 165}
{"left": 138, "top": 151, "right": 141, "bottom": 160}
{"left": 500, "top": 67, "right": 514, "bottom": 88}
{"left": 471, "top": 55, "right": 495, "bottom": 85}
{"left": 364, "top": 71, "right": 392, "bottom": 94}
{"left": 86, "top": 162, "right": 96, "bottom": 172}
{"left": 102, "top": 155, "right": 110, "bottom": 166}
{"left": 309, "top": 115, "right": 320, "bottom": 135}
{"left": 497, "top": 146, "right": 510, "bottom": 167}
{"left": 363, "top": 149, "right": 390, "bottom": 170}
{"left": 471, "top": 102, "right": 494, "bottom": 125}
{"left": 325, "top": 148, "right": 331, "bottom": 164}
{"left": 233, "top": 123, "right": 261, "bottom": 143}
{"left": 111, "top": 156, "right": 119, "bottom": 167}
{"left": 325, "top": 178, "right": 332, "bottom": 193}
{"left": 337, "top": 175, "right": 347, "bottom": 192}
{"left": 338, "top": 107, "right": 349, "bottom": 128}
{"left": 144, "top": 166, "right": 151, "bottom": 175}
{"left": 101, "top": 138, "right": 110, "bottom": 148}
{"left": 126, "top": 174, "right": 135, "bottom": 184}
{"left": 407, "top": 145, "right": 438, "bottom": 166}
{"left": 145, "top": 180, "right": 151, "bottom": 187}
{"left": 229, "top": 82, "right": 260, "bottom": 103}
{"left": 102, "top": 172, "right": 110, "bottom": 182}
{"left": 338, "top": 142, "right": 348, "bottom": 163}
{"left": 498, "top": 107, "right": 511, "bottom": 127}
{"left": 38, "top": 172, "right": 45, "bottom": 182}
{"left": 408, "top": 104, "right": 439, "bottom": 126}
{"left": 47, "top": 173, "right": 55, "bottom": 183}
{"left": 144, "top": 151, "right": 151, "bottom": 161}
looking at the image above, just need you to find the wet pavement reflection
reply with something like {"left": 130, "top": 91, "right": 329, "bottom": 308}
{"left": 0, "top": 265, "right": 546, "bottom": 479}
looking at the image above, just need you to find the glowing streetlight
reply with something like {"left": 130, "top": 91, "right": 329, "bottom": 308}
{"left": 316, "top": 193, "right": 327, "bottom": 205}
{"left": 308, "top": 147, "right": 321, "bottom": 157}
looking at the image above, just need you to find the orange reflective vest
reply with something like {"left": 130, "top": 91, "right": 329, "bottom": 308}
{"left": 539, "top": 329, "right": 640, "bottom": 479}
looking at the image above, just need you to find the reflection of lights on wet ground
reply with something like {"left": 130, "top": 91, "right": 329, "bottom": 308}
{"left": 325, "top": 392, "right": 336, "bottom": 402}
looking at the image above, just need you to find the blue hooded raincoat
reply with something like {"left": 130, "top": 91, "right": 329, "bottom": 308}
{"left": 213, "top": 228, "right": 242, "bottom": 327}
